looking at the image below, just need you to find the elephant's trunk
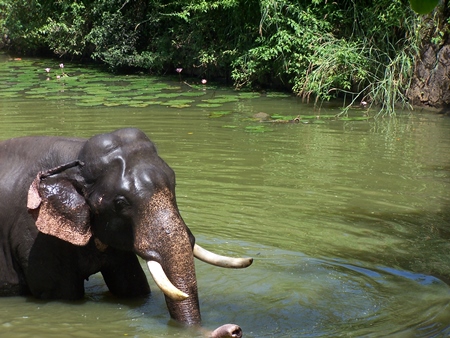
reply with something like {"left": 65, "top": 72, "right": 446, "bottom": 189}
{"left": 134, "top": 188, "right": 201, "bottom": 325}
{"left": 156, "top": 232, "right": 201, "bottom": 325}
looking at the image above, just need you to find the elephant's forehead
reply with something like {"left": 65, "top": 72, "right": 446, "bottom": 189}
{"left": 118, "top": 158, "right": 175, "bottom": 193}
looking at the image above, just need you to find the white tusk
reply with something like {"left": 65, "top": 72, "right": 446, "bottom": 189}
{"left": 146, "top": 260, "right": 189, "bottom": 301}
{"left": 193, "top": 244, "right": 253, "bottom": 268}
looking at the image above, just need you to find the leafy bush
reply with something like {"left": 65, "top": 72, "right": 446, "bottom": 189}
{"left": 0, "top": 0, "right": 421, "bottom": 114}
{"left": 232, "top": 0, "right": 420, "bottom": 115}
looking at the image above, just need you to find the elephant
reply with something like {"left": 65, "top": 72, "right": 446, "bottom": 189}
{"left": 0, "top": 128, "right": 252, "bottom": 337}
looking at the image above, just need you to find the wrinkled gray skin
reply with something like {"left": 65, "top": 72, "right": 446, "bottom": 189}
{"left": 0, "top": 128, "right": 245, "bottom": 337}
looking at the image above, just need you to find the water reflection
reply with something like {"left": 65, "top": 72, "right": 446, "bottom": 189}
{"left": 1, "top": 58, "right": 450, "bottom": 337}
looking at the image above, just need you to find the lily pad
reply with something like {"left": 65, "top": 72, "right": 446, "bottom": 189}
{"left": 103, "top": 102, "right": 122, "bottom": 107}
{"left": 202, "top": 96, "right": 239, "bottom": 104}
{"left": 25, "top": 88, "right": 53, "bottom": 95}
{"left": 75, "top": 101, "right": 105, "bottom": 107}
{"left": 45, "top": 95, "right": 73, "bottom": 100}
{"left": 197, "top": 103, "right": 222, "bottom": 108}
{"left": 209, "top": 111, "right": 233, "bottom": 118}
{"left": 339, "top": 116, "right": 370, "bottom": 121}
{"left": 245, "top": 125, "right": 274, "bottom": 133}
{"left": 238, "top": 92, "right": 261, "bottom": 99}
{"left": 26, "top": 95, "right": 46, "bottom": 99}
{"left": 109, "top": 87, "right": 133, "bottom": 92}
{"left": 0, "top": 92, "right": 21, "bottom": 98}
{"left": 83, "top": 89, "right": 112, "bottom": 96}
{"left": 2, "top": 86, "right": 25, "bottom": 92}
{"left": 170, "top": 104, "right": 192, "bottom": 108}
{"left": 128, "top": 103, "right": 149, "bottom": 108}
{"left": 134, "top": 95, "right": 161, "bottom": 101}
{"left": 120, "top": 100, "right": 143, "bottom": 106}
{"left": 104, "top": 96, "right": 130, "bottom": 102}
{"left": 88, "top": 78, "right": 122, "bottom": 83}
{"left": 266, "top": 92, "right": 292, "bottom": 98}
{"left": 294, "top": 115, "right": 322, "bottom": 120}
{"left": 76, "top": 94, "right": 101, "bottom": 101}
{"left": 149, "top": 84, "right": 176, "bottom": 91}
{"left": 163, "top": 85, "right": 182, "bottom": 90}
{"left": 180, "top": 91, "right": 207, "bottom": 97}
{"left": 155, "top": 93, "right": 183, "bottom": 99}
{"left": 271, "top": 114, "right": 298, "bottom": 121}
{"left": 160, "top": 99, "right": 194, "bottom": 108}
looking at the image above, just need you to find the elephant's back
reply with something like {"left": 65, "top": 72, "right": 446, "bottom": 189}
{"left": 0, "top": 136, "right": 84, "bottom": 294}
{"left": 0, "top": 136, "right": 85, "bottom": 205}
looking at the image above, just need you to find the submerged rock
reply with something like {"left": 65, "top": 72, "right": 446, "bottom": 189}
{"left": 253, "top": 112, "right": 271, "bottom": 121}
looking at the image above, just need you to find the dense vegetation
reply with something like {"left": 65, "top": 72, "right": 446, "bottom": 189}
{"left": 0, "top": 0, "right": 426, "bottom": 114}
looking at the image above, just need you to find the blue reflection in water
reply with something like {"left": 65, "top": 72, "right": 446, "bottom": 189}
{"left": 377, "top": 266, "right": 444, "bottom": 286}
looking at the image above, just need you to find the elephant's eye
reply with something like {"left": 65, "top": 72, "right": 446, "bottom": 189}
{"left": 114, "top": 196, "right": 130, "bottom": 211}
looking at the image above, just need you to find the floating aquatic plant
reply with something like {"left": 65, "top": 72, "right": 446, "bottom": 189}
{"left": 103, "top": 102, "right": 121, "bottom": 107}
{"left": 209, "top": 111, "right": 233, "bottom": 118}
{"left": 45, "top": 95, "right": 72, "bottom": 100}
{"left": 339, "top": 116, "right": 370, "bottom": 121}
{"left": 245, "top": 125, "right": 274, "bottom": 133}
{"left": 196, "top": 103, "right": 222, "bottom": 108}
{"left": 269, "top": 113, "right": 369, "bottom": 122}
{"left": 160, "top": 99, "right": 194, "bottom": 108}
{"left": 128, "top": 103, "right": 149, "bottom": 108}
{"left": 237, "top": 92, "right": 261, "bottom": 99}
{"left": 170, "top": 104, "right": 191, "bottom": 108}
{"left": 0, "top": 58, "right": 373, "bottom": 132}
{"left": 75, "top": 100, "right": 105, "bottom": 107}
{"left": 0, "top": 92, "right": 20, "bottom": 98}
{"left": 154, "top": 93, "right": 183, "bottom": 99}
{"left": 180, "top": 91, "right": 207, "bottom": 97}
{"left": 201, "top": 96, "right": 239, "bottom": 104}
{"left": 266, "top": 92, "right": 292, "bottom": 98}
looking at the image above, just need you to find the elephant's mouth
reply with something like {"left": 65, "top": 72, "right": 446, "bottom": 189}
{"left": 146, "top": 244, "right": 253, "bottom": 301}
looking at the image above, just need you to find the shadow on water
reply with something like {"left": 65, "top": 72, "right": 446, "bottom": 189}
{"left": 334, "top": 162, "right": 450, "bottom": 285}
{"left": 339, "top": 208, "right": 450, "bottom": 285}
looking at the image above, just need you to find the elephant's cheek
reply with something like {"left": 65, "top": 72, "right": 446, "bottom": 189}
{"left": 134, "top": 189, "right": 179, "bottom": 257}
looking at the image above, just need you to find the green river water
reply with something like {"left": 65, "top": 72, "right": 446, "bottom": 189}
{"left": 0, "top": 56, "right": 450, "bottom": 337}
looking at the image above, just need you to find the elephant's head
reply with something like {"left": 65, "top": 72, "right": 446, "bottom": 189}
{"left": 26, "top": 128, "right": 252, "bottom": 335}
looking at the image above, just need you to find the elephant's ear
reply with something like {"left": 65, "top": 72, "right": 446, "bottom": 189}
{"left": 27, "top": 168, "right": 91, "bottom": 246}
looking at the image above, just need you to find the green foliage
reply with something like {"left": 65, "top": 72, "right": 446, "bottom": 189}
{"left": 409, "top": 0, "right": 439, "bottom": 14}
{"left": 0, "top": 0, "right": 422, "bottom": 115}
{"left": 38, "top": 2, "right": 88, "bottom": 56}
{"left": 232, "top": 0, "right": 420, "bottom": 116}
{"left": 0, "top": 0, "right": 50, "bottom": 52}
